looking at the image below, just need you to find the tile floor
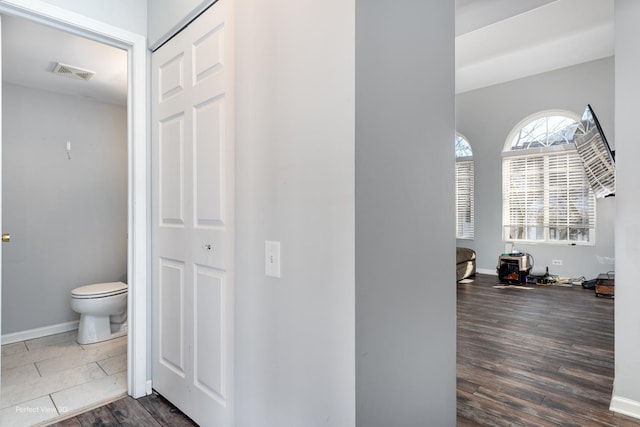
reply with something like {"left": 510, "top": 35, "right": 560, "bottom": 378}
{"left": 0, "top": 330, "right": 127, "bottom": 427}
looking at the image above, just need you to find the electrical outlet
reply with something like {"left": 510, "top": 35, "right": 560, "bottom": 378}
{"left": 552, "top": 259, "right": 563, "bottom": 266}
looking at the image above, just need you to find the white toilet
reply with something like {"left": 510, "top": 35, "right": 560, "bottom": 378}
{"left": 71, "top": 281, "right": 128, "bottom": 345}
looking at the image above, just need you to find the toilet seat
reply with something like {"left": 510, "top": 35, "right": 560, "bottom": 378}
{"left": 71, "top": 281, "right": 128, "bottom": 299}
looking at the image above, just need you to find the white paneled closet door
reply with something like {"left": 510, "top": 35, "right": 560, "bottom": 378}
{"left": 151, "top": 1, "right": 234, "bottom": 425}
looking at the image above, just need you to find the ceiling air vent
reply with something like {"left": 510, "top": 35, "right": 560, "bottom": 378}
{"left": 52, "top": 62, "right": 96, "bottom": 81}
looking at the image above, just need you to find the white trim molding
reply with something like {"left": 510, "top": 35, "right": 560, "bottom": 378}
{"left": 1, "top": 321, "right": 79, "bottom": 345}
{"left": 610, "top": 394, "right": 640, "bottom": 421}
{"left": 0, "top": 0, "right": 149, "bottom": 399}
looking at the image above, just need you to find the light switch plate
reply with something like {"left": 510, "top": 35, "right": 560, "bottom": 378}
{"left": 265, "top": 240, "right": 281, "bottom": 278}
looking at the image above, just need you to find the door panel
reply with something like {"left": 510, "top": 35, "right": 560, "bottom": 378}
{"left": 158, "top": 259, "right": 186, "bottom": 376}
{"left": 194, "top": 97, "right": 224, "bottom": 225}
{"left": 158, "top": 53, "right": 185, "bottom": 102}
{"left": 159, "top": 116, "right": 185, "bottom": 225}
{"left": 194, "top": 266, "right": 226, "bottom": 400}
{"left": 152, "top": 1, "right": 234, "bottom": 425}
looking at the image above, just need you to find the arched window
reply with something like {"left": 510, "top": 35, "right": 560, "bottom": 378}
{"left": 456, "top": 133, "right": 474, "bottom": 239}
{"left": 502, "top": 111, "right": 595, "bottom": 245}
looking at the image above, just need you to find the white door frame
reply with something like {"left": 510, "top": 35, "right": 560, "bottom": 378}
{"left": 0, "top": 0, "right": 149, "bottom": 398}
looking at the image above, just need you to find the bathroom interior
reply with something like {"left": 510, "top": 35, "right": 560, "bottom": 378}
{"left": 1, "top": 13, "right": 129, "bottom": 425}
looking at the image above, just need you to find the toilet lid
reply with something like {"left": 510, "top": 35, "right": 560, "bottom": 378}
{"left": 71, "top": 281, "right": 128, "bottom": 298}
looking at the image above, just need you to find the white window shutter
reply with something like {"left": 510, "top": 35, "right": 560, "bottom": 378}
{"left": 456, "top": 160, "right": 474, "bottom": 239}
{"left": 503, "top": 152, "right": 595, "bottom": 244}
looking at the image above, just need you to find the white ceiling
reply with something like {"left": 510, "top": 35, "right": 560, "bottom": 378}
{"left": 1, "top": 0, "right": 614, "bottom": 102}
{"left": 456, "top": 0, "right": 614, "bottom": 93}
{"left": 1, "top": 14, "right": 127, "bottom": 106}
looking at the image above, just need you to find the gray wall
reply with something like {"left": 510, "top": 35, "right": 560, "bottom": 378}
{"left": 456, "top": 56, "right": 615, "bottom": 280}
{"left": 235, "top": 0, "right": 356, "bottom": 425}
{"left": 613, "top": 0, "right": 640, "bottom": 415}
{"left": 355, "top": 1, "right": 456, "bottom": 426}
{"left": 2, "top": 83, "right": 128, "bottom": 334}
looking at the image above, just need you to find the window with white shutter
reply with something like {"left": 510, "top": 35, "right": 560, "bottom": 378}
{"left": 456, "top": 134, "right": 474, "bottom": 240}
{"left": 502, "top": 112, "right": 596, "bottom": 245}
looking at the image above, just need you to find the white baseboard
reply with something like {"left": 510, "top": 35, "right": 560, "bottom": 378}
{"left": 610, "top": 395, "right": 640, "bottom": 421}
{"left": 477, "top": 268, "right": 498, "bottom": 275}
{"left": 1, "top": 320, "right": 79, "bottom": 345}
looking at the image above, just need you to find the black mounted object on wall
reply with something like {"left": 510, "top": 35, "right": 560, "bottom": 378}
{"left": 573, "top": 104, "right": 616, "bottom": 198}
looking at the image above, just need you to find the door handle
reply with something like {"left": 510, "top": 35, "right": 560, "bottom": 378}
{"left": 2, "top": 233, "right": 10, "bottom": 243}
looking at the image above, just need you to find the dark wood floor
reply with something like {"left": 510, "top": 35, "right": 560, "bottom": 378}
{"left": 48, "top": 273, "right": 640, "bottom": 426}
{"left": 458, "top": 273, "right": 640, "bottom": 426}
{"left": 47, "top": 392, "right": 197, "bottom": 427}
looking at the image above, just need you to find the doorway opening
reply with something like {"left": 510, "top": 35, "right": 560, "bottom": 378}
{"left": 0, "top": 14, "right": 128, "bottom": 422}
{"left": 0, "top": 1, "right": 149, "bottom": 418}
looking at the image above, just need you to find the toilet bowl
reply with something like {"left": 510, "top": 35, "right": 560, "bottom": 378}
{"left": 71, "top": 281, "right": 128, "bottom": 345}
